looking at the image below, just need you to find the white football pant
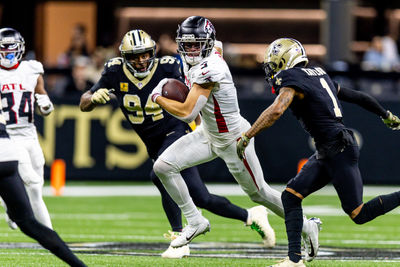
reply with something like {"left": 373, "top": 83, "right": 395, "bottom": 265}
{"left": 13, "top": 138, "right": 52, "bottom": 229}
{"left": 154, "top": 118, "right": 285, "bottom": 223}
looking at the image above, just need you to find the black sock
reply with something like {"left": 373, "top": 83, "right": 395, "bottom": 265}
{"left": 354, "top": 191, "right": 400, "bottom": 224}
{"left": 282, "top": 190, "right": 303, "bottom": 263}
{"left": 196, "top": 194, "right": 248, "bottom": 222}
{"left": 18, "top": 219, "right": 86, "bottom": 267}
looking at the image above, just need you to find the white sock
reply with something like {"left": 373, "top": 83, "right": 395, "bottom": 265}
{"left": 301, "top": 216, "right": 310, "bottom": 234}
{"left": 26, "top": 183, "right": 53, "bottom": 229}
{"left": 154, "top": 160, "right": 202, "bottom": 225}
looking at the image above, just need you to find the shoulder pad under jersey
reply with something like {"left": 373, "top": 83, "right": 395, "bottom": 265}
{"left": 191, "top": 55, "right": 224, "bottom": 84}
{"left": 22, "top": 60, "right": 44, "bottom": 74}
{"left": 103, "top": 57, "right": 124, "bottom": 73}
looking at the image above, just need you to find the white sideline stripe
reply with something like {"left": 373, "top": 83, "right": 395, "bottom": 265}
{"left": 42, "top": 184, "right": 399, "bottom": 197}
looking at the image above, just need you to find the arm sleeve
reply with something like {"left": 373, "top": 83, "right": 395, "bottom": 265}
{"left": 337, "top": 84, "right": 388, "bottom": 118}
{"left": 90, "top": 70, "right": 112, "bottom": 93}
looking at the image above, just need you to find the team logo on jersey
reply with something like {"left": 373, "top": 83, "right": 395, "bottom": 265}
{"left": 275, "top": 77, "right": 282, "bottom": 86}
{"left": 120, "top": 82, "right": 129, "bottom": 92}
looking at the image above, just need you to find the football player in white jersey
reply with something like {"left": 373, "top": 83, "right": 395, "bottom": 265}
{"left": 0, "top": 28, "right": 54, "bottom": 229}
{"left": 0, "top": 101, "right": 86, "bottom": 266}
{"left": 150, "top": 16, "right": 322, "bottom": 255}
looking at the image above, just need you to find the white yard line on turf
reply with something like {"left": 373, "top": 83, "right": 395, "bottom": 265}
{"left": 42, "top": 184, "right": 399, "bottom": 197}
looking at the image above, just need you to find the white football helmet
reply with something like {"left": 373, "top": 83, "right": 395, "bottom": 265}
{"left": 0, "top": 28, "right": 25, "bottom": 69}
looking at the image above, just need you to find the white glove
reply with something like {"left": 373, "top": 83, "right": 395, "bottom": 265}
{"left": 151, "top": 78, "right": 169, "bottom": 102}
{"left": 91, "top": 88, "right": 111, "bottom": 104}
{"left": 35, "top": 94, "right": 54, "bottom": 115}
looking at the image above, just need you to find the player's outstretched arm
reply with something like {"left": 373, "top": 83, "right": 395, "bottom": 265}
{"left": 246, "top": 87, "right": 295, "bottom": 138}
{"left": 337, "top": 85, "right": 400, "bottom": 130}
{"left": 237, "top": 87, "right": 296, "bottom": 159}
{"left": 79, "top": 90, "right": 96, "bottom": 112}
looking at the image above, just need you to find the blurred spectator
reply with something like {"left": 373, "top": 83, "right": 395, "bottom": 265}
{"left": 362, "top": 36, "right": 400, "bottom": 72}
{"left": 156, "top": 33, "right": 183, "bottom": 70}
{"left": 57, "top": 24, "right": 90, "bottom": 68}
{"left": 156, "top": 33, "right": 179, "bottom": 58}
{"left": 63, "top": 56, "right": 94, "bottom": 98}
{"left": 381, "top": 35, "right": 400, "bottom": 70}
{"left": 85, "top": 46, "right": 116, "bottom": 84}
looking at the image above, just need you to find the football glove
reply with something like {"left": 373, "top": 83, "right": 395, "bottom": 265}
{"left": 237, "top": 133, "right": 251, "bottom": 160}
{"left": 382, "top": 110, "right": 400, "bottom": 130}
{"left": 91, "top": 88, "right": 111, "bottom": 104}
{"left": 151, "top": 78, "right": 169, "bottom": 102}
{"left": 35, "top": 94, "right": 54, "bottom": 115}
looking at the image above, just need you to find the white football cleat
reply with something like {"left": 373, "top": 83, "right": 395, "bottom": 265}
{"left": 302, "top": 217, "right": 322, "bottom": 262}
{"left": 161, "top": 245, "right": 190, "bottom": 258}
{"left": 269, "top": 257, "right": 305, "bottom": 267}
{"left": 161, "top": 230, "right": 190, "bottom": 258}
{"left": 246, "top": 206, "right": 276, "bottom": 248}
{"left": 4, "top": 212, "right": 17, "bottom": 230}
{"left": 170, "top": 218, "right": 210, "bottom": 248}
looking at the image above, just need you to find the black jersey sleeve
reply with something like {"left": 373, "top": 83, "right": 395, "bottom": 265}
{"left": 272, "top": 68, "right": 305, "bottom": 95}
{"left": 337, "top": 84, "right": 387, "bottom": 117}
{"left": 89, "top": 58, "right": 121, "bottom": 93}
{"left": 159, "top": 56, "right": 184, "bottom": 83}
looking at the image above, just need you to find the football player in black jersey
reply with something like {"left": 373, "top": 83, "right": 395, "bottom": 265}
{"left": 237, "top": 38, "right": 400, "bottom": 266}
{"left": 80, "top": 29, "right": 273, "bottom": 258}
{"left": 0, "top": 105, "right": 86, "bottom": 266}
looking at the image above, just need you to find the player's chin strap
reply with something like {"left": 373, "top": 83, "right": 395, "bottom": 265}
{"left": 169, "top": 95, "right": 207, "bottom": 123}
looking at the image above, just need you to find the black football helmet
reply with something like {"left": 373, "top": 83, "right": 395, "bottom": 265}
{"left": 0, "top": 28, "right": 25, "bottom": 68}
{"left": 176, "top": 16, "right": 216, "bottom": 65}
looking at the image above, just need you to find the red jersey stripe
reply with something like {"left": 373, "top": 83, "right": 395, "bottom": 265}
{"left": 212, "top": 95, "right": 228, "bottom": 133}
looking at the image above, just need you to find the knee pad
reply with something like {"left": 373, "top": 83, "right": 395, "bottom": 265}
{"left": 281, "top": 190, "right": 302, "bottom": 207}
{"left": 352, "top": 208, "right": 368, "bottom": 225}
{"left": 153, "top": 159, "right": 171, "bottom": 176}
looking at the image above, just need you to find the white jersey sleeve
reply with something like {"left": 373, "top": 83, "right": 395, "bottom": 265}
{"left": 184, "top": 50, "right": 243, "bottom": 147}
{"left": 26, "top": 60, "right": 44, "bottom": 75}
{"left": 191, "top": 58, "right": 225, "bottom": 84}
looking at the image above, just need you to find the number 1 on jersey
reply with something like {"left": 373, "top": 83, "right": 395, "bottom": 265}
{"left": 320, "top": 78, "right": 342, "bottom": 118}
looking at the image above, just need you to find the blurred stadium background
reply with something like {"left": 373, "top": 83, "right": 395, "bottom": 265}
{"left": 1, "top": 0, "right": 399, "bottom": 185}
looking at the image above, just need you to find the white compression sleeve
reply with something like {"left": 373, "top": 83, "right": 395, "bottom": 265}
{"left": 170, "top": 95, "right": 208, "bottom": 123}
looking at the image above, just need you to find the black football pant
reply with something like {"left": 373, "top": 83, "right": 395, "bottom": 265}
{"left": 0, "top": 161, "right": 86, "bottom": 267}
{"left": 287, "top": 143, "right": 362, "bottom": 215}
{"left": 283, "top": 142, "right": 400, "bottom": 262}
{"left": 149, "top": 124, "right": 247, "bottom": 232}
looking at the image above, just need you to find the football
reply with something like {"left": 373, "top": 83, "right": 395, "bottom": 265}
{"left": 162, "top": 78, "right": 189, "bottom": 103}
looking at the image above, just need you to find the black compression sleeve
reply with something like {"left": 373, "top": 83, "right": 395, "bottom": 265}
{"left": 337, "top": 85, "right": 388, "bottom": 118}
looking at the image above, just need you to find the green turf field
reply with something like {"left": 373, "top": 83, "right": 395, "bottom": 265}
{"left": 0, "top": 187, "right": 399, "bottom": 266}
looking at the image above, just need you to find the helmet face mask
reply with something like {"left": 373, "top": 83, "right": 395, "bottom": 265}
{"left": 263, "top": 38, "right": 308, "bottom": 85}
{"left": 0, "top": 28, "right": 25, "bottom": 69}
{"left": 176, "top": 16, "right": 216, "bottom": 66}
{"left": 119, "top": 30, "right": 156, "bottom": 78}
